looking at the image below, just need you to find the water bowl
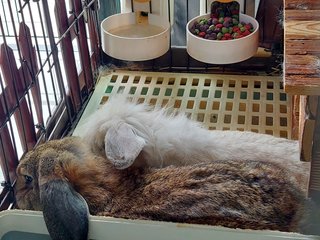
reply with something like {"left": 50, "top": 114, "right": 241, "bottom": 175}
{"left": 101, "top": 12, "right": 170, "bottom": 61}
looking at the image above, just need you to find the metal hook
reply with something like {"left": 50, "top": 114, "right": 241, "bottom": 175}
{"left": 35, "top": 123, "right": 46, "bottom": 133}
{"left": 1, "top": 181, "right": 13, "bottom": 191}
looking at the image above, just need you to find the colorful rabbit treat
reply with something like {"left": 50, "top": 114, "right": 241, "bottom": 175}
{"left": 190, "top": 16, "right": 254, "bottom": 40}
{"left": 190, "top": 1, "right": 253, "bottom": 40}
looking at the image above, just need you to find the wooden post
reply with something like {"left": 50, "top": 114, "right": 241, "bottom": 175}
{"left": 308, "top": 96, "right": 320, "bottom": 203}
{"left": 18, "top": 23, "right": 44, "bottom": 127}
{"left": 55, "top": 0, "right": 82, "bottom": 112}
{"left": 0, "top": 95, "right": 18, "bottom": 184}
{"left": 299, "top": 96, "right": 317, "bottom": 161}
{"left": 0, "top": 44, "right": 37, "bottom": 151}
{"left": 87, "top": 2, "right": 100, "bottom": 72}
{"left": 73, "top": 0, "right": 94, "bottom": 92}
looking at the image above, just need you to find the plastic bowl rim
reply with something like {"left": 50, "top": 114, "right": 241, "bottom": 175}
{"left": 186, "top": 13, "right": 259, "bottom": 43}
{"left": 101, "top": 12, "right": 170, "bottom": 40}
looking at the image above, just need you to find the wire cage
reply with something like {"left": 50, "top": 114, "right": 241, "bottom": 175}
{"left": 0, "top": 0, "right": 100, "bottom": 210}
{"left": 0, "top": 0, "right": 267, "bottom": 210}
{"left": 0, "top": 0, "right": 319, "bottom": 219}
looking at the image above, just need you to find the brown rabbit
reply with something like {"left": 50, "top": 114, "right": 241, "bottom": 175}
{"left": 15, "top": 137, "right": 317, "bottom": 240}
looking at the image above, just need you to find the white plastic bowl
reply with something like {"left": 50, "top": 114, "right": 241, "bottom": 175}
{"left": 101, "top": 12, "right": 170, "bottom": 61}
{"left": 186, "top": 13, "right": 259, "bottom": 64}
{"left": 0, "top": 210, "right": 315, "bottom": 240}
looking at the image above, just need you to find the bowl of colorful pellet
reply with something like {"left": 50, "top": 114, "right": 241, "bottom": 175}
{"left": 186, "top": 1, "right": 259, "bottom": 64}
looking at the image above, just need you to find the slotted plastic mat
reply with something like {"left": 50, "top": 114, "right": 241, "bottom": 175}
{"left": 75, "top": 70, "right": 292, "bottom": 139}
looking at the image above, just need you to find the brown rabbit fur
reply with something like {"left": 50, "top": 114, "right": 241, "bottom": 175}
{"left": 15, "top": 137, "right": 313, "bottom": 235}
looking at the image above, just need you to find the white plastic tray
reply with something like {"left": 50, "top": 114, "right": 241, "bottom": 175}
{"left": 1, "top": 210, "right": 319, "bottom": 240}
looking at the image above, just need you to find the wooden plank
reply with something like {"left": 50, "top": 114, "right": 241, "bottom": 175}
{"left": 0, "top": 47, "right": 16, "bottom": 109}
{"left": 285, "top": 55, "right": 320, "bottom": 75}
{"left": 285, "top": 9, "right": 320, "bottom": 20}
{"left": 0, "top": 98, "right": 18, "bottom": 184}
{"left": 308, "top": 96, "right": 320, "bottom": 203}
{"left": 285, "top": 20, "right": 320, "bottom": 39}
{"left": 285, "top": 39, "right": 320, "bottom": 55}
{"left": 299, "top": 96, "right": 317, "bottom": 161}
{"left": 55, "top": 0, "right": 82, "bottom": 111}
{"left": 284, "top": 76, "right": 320, "bottom": 95}
{"left": 0, "top": 128, "right": 18, "bottom": 183}
{"left": 18, "top": 23, "right": 44, "bottom": 126}
{"left": 284, "top": 0, "right": 320, "bottom": 96}
{"left": 291, "top": 95, "right": 300, "bottom": 140}
{"left": 73, "top": 0, "right": 94, "bottom": 92}
{"left": 68, "top": 15, "right": 77, "bottom": 40}
{"left": 0, "top": 44, "right": 36, "bottom": 151}
{"left": 78, "top": 69, "right": 86, "bottom": 90}
{"left": 87, "top": 8, "right": 100, "bottom": 71}
{"left": 0, "top": 46, "right": 26, "bottom": 98}
{"left": 285, "top": 0, "right": 320, "bottom": 10}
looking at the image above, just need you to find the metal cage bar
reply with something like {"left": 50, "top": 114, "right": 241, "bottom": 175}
{"left": 0, "top": 0, "right": 100, "bottom": 209}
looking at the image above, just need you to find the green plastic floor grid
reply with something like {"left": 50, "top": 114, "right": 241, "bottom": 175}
{"left": 74, "top": 70, "right": 292, "bottom": 139}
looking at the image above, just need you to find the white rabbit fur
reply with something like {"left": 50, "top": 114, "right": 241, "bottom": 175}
{"left": 79, "top": 95, "right": 309, "bottom": 189}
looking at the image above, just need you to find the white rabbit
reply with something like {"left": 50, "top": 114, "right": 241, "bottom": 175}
{"left": 76, "top": 95, "right": 309, "bottom": 190}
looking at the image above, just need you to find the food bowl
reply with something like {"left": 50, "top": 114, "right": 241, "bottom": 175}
{"left": 101, "top": 12, "right": 170, "bottom": 61}
{"left": 186, "top": 13, "right": 259, "bottom": 64}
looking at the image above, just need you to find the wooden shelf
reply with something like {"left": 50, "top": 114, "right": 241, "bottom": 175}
{"left": 283, "top": 1, "right": 320, "bottom": 95}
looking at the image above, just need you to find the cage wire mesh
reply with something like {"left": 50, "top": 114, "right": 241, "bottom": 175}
{"left": 0, "top": 0, "right": 100, "bottom": 209}
{"left": 0, "top": 0, "right": 279, "bottom": 208}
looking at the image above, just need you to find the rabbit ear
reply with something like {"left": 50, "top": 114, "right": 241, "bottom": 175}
{"left": 105, "top": 122, "right": 146, "bottom": 169}
{"left": 39, "top": 156, "right": 89, "bottom": 240}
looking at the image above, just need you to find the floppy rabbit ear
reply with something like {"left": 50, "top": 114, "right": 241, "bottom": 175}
{"left": 39, "top": 155, "right": 89, "bottom": 240}
{"left": 105, "top": 122, "right": 146, "bottom": 169}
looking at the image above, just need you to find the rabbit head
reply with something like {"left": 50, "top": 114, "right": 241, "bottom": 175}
{"left": 15, "top": 137, "right": 92, "bottom": 240}
{"left": 79, "top": 95, "right": 150, "bottom": 169}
